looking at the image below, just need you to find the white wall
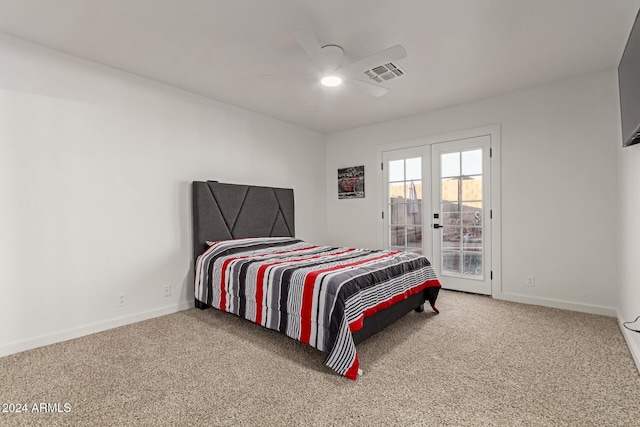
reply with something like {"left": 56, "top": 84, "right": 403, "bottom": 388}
{"left": 326, "top": 70, "right": 619, "bottom": 316}
{"left": 618, "top": 138, "right": 640, "bottom": 368}
{"left": 0, "top": 34, "right": 327, "bottom": 356}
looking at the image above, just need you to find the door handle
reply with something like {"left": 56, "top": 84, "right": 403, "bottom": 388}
{"left": 433, "top": 224, "right": 442, "bottom": 229}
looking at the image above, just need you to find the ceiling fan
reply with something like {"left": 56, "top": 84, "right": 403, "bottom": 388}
{"left": 290, "top": 30, "right": 408, "bottom": 98}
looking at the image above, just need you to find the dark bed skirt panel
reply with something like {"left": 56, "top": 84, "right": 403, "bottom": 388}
{"left": 352, "top": 286, "right": 439, "bottom": 345}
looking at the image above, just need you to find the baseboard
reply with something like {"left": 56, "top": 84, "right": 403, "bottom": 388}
{"left": 617, "top": 309, "right": 640, "bottom": 374}
{"left": 0, "top": 300, "right": 194, "bottom": 358}
{"left": 493, "top": 291, "right": 617, "bottom": 317}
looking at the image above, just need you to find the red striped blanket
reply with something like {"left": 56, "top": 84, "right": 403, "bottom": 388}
{"left": 194, "top": 237, "right": 440, "bottom": 379}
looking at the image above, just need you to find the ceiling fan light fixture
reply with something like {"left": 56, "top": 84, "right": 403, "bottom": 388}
{"left": 320, "top": 75, "right": 342, "bottom": 87}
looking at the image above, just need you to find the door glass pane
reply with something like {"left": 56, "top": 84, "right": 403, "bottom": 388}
{"left": 390, "top": 200, "right": 406, "bottom": 225}
{"left": 441, "top": 178, "right": 459, "bottom": 202}
{"left": 442, "top": 210, "right": 460, "bottom": 227}
{"left": 407, "top": 205, "right": 421, "bottom": 224}
{"left": 389, "top": 182, "right": 405, "bottom": 199}
{"left": 406, "top": 157, "right": 421, "bottom": 180}
{"left": 390, "top": 226, "right": 406, "bottom": 246}
{"left": 442, "top": 201, "right": 460, "bottom": 213}
{"left": 389, "top": 160, "right": 404, "bottom": 182}
{"left": 410, "top": 180, "right": 422, "bottom": 200}
{"left": 463, "top": 252, "right": 483, "bottom": 276}
{"left": 462, "top": 176, "right": 482, "bottom": 201}
{"left": 443, "top": 251, "right": 460, "bottom": 274}
{"left": 407, "top": 180, "right": 421, "bottom": 223}
{"left": 442, "top": 226, "right": 459, "bottom": 249}
{"left": 441, "top": 152, "right": 460, "bottom": 177}
{"left": 462, "top": 149, "right": 482, "bottom": 175}
{"left": 463, "top": 227, "right": 483, "bottom": 251}
{"left": 407, "top": 227, "right": 422, "bottom": 247}
{"left": 462, "top": 202, "right": 482, "bottom": 226}
{"left": 389, "top": 182, "right": 405, "bottom": 225}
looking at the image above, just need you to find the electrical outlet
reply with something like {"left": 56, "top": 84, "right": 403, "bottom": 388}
{"left": 527, "top": 276, "right": 536, "bottom": 287}
{"left": 162, "top": 285, "right": 171, "bottom": 298}
{"left": 118, "top": 293, "right": 127, "bottom": 307}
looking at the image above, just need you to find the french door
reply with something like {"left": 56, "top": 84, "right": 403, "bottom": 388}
{"left": 382, "top": 135, "right": 492, "bottom": 295}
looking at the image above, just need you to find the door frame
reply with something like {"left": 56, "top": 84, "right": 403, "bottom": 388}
{"left": 377, "top": 124, "right": 502, "bottom": 297}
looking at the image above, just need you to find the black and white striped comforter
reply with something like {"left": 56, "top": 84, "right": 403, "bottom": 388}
{"left": 194, "top": 237, "right": 440, "bottom": 379}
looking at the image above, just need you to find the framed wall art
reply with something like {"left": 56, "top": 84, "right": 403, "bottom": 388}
{"left": 338, "top": 165, "right": 365, "bottom": 199}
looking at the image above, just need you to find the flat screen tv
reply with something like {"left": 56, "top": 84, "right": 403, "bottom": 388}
{"left": 619, "top": 9, "right": 640, "bottom": 147}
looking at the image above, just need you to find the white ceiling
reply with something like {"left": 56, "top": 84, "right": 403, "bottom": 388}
{"left": 0, "top": 0, "right": 638, "bottom": 133}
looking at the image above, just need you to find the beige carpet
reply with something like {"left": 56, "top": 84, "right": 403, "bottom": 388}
{"left": 1, "top": 290, "right": 639, "bottom": 426}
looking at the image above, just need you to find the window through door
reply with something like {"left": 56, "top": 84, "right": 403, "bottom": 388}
{"left": 439, "top": 149, "right": 484, "bottom": 279}
{"left": 385, "top": 151, "right": 425, "bottom": 255}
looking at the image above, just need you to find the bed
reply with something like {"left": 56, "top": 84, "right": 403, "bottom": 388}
{"left": 192, "top": 180, "right": 441, "bottom": 379}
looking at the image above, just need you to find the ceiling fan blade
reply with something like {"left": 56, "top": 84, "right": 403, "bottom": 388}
{"left": 339, "top": 44, "right": 407, "bottom": 77}
{"left": 292, "top": 30, "right": 332, "bottom": 73}
{"left": 346, "top": 77, "right": 389, "bottom": 97}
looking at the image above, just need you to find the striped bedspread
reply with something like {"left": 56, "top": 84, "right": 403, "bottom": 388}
{"left": 194, "top": 237, "right": 441, "bottom": 379}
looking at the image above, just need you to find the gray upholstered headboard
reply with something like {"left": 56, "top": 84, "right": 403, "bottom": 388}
{"left": 192, "top": 181, "right": 295, "bottom": 261}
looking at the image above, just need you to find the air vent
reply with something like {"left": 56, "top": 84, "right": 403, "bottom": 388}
{"left": 364, "top": 62, "right": 407, "bottom": 83}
